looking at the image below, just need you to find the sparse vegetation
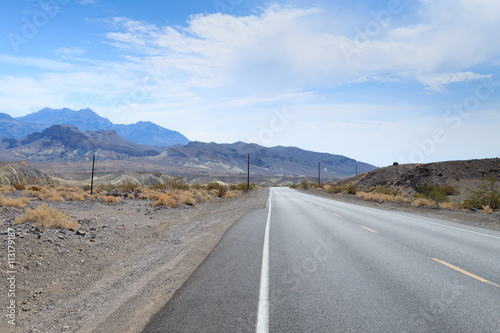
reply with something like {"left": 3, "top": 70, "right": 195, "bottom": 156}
{"left": 411, "top": 198, "right": 435, "bottom": 208}
{"left": 169, "top": 176, "right": 189, "bottom": 190}
{"left": 0, "top": 195, "right": 30, "bottom": 207}
{"left": 414, "top": 183, "right": 459, "bottom": 203}
{"left": 149, "top": 182, "right": 168, "bottom": 191}
{"left": 0, "top": 185, "right": 15, "bottom": 194}
{"left": 14, "top": 203, "right": 81, "bottom": 230}
{"left": 463, "top": 176, "right": 500, "bottom": 210}
{"left": 11, "top": 183, "right": 26, "bottom": 191}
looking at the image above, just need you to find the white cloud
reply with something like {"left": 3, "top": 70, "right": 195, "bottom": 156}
{"left": 417, "top": 72, "right": 493, "bottom": 91}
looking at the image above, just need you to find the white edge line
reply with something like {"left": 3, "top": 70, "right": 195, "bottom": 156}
{"left": 256, "top": 188, "right": 272, "bottom": 333}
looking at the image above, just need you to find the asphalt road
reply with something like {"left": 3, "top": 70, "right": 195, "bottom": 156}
{"left": 143, "top": 187, "right": 500, "bottom": 332}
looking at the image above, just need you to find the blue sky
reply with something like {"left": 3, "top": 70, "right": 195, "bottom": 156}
{"left": 1, "top": 0, "right": 499, "bottom": 166}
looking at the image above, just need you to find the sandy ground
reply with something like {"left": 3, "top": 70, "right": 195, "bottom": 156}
{"left": 0, "top": 189, "right": 268, "bottom": 333}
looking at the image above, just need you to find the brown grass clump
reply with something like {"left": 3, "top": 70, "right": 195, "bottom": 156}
{"left": 40, "top": 189, "right": 65, "bottom": 202}
{"left": 105, "top": 196, "right": 121, "bottom": 203}
{"left": 411, "top": 198, "right": 435, "bottom": 208}
{"left": 11, "top": 183, "right": 26, "bottom": 191}
{"left": 356, "top": 192, "right": 409, "bottom": 204}
{"left": 225, "top": 190, "right": 241, "bottom": 198}
{"left": 191, "top": 189, "right": 213, "bottom": 202}
{"left": 128, "top": 193, "right": 135, "bottom": 200}
{"left": 482, "top": 205, "right": 494, "bottom": 214}
{"left": 0, "top": 195, "right": 30, "bottom": 208}
{"left": 171, "top": 190, "right": 196, "bottom": 205}
{"left": 138, "top": 188, "right": 162, "bottom": 200}
{"left": 14, "top": 203, "right": 81, "bottom": 230}
{"left": 438, "top": 202, "right": 457, "bottom": 210}
{"left": 0, "top": 185, "right": 15, "bottom": 194}
{"left": 153, "top": 193, "right": 180, "bottom": 208}
{"left": 28, "top": 186, "right": 42, "bottom": 192}
{"left": 67, "top": 191, "right": 86, "bottom": 201}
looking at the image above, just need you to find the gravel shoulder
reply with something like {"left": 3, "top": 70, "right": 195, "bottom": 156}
{"left": 297, "top": 189, "right": 500, "bottom": 232}
{"left": 1, "top": 189, "right": 268, "bottom": 333}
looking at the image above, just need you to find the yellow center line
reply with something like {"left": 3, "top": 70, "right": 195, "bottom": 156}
{"left": 360, "top": 226, "right": 378, "bottom": 233}
{"left": 432, "top": 258, "right": 500, "bottom": 288}
{"left": 333, "top": 213, "right": 342, "bottom": 218}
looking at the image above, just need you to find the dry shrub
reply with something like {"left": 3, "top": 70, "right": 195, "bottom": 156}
{"left": 128, "top": 193, "right": 135, "bottom": 200}
{"left": 40, "top": 189, "right": 65, "bottom": 202}
{"left": 0, "top": 195, "right": 30, "bottom": 208}
{"left": 0, "top": 185, "right": 15, "bottom": 194}
{"left": 153, "top": 193, "right": 179, "bottom": 208}
{"left": 438, "top": 202, "right": 457, "bottom": 210}
{"left": 482, "top": 205, "right": 494, "bottom": 214}
{"left": 356, "top": 192, "right": 409, "bottom": 204}
{"left": 68, "top": 191, "right": 86, "bottom": 201}
{"left": 209, "top": 189, "right": 219, "bottom": 196}
{"left": 171, "top": 190, "right": 196, "bottom": 205}
{"left": 138, "top": 188, "right": 162, "bottom": 200}
{"left": 105, "top": 196, "right": 121, "bottom": 203}
{"left": 411, "top": 198, "right": 435, "bottom": 208}
{"left": 191, "top": 189, "right": 213, "bottom": 202}
{"left": 11, "top": 183, "right": 26, "bottom": 191}
{"left": 14, "top": 203, "right": 81, "bottom": 230}
{"left": 28, "top": 186, "right": 42, "bottom": 192}
{"left": 225, "top": 190, "right": 241, "bottom": 198}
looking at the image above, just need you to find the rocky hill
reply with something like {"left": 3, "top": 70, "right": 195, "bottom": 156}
{"left": 1, "top": 108, "right": 189, "bottom": 147}
{"left": 0, "top": 160, "right": 56, "bottom": 184}
{"left": 0, "top": 125, "right": 162, "bottom": 162}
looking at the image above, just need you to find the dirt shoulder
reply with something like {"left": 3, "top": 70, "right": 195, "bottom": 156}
{"left": 1, "top": 188, "right": 268, "bottom": 333}
{"left": 297, "top": 189, "right": 500, "bottom": 232}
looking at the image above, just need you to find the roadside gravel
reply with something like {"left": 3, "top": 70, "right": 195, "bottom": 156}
{"left": 1, "top": 188, "right": 268, "bottom": 333}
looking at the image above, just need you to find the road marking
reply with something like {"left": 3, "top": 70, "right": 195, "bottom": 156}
{"left": 256, "top": 189, "right": 272, "bottom": 333}
{"left": 333, "top": 213, "right": 342, "bottom": 218}
{"left": 360, "top": 226, "right": 378, "bottom": 233}
{"left": 318, "top": 206, "right": 324, "bottom": 210}
{"left": 432, "top": 258, "right": 500, "bottom": 288}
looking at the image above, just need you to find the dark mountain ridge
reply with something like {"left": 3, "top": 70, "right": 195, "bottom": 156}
{"left": 1, "top": 108, "right": 189, "bottom": 147}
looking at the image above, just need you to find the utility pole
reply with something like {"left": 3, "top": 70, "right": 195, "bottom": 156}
{"left": 247, "top": 154, "right": 250, "bottom": 193}
{"left": 90, "top": 154, "right": 95, "bottom": 195}
{"left": 318, "top": 162, "right": 321, "bottom": 185}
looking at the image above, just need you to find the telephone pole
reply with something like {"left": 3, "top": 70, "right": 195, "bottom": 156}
{"left": 90, "top": 154, "right": 95, "bottom": 195}
{"left": 247, "top": 154, "right": 250, "bottom": 193}
{"left": 318, "top": 162, "right": 321, "bottom": 185}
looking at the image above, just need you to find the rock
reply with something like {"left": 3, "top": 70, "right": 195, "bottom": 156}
{"left": 76, "top": 230, "right": 86, "bottom": 236}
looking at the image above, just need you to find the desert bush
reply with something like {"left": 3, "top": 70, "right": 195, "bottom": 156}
{"left": 153, "top": 193, "right": 179, "bottom": 208}
{"left": 28, "top": 186, "right": 42, "bottom": 192}
{"left": 289, "top": 184, "right": 299, "bottom": 189}
{"left": 438, "top": 202, "right": 457, "bottom": 210}
{"left": 128, "top": 193, "right": 135, "bottom": 200}
{"left": 463, "top": 176, "right": 500, "bottom": 210}
{"left": 67, "top": 191, "right": 86, "bottom": 201}
{"left": 0, "top": 195, "right": 30, "bottom": 208}
{"left": 11, "top": 183, "right": 26, "bottom": 191}
{"left": 39, "top": 189, "right": 65, "bottom": 202}
{"left": 206, "top": 182, "right": 221, "bottom": 191}
{"left": 14, "top": 203, "right": 81, "bottom": 230}
{"left": 225, "top": 190, "right": 241, "bottom": 198}
{"left": 105, "top": 195, "right": 121, "bottom": 203}
{"left": 300, "top": 179, "right": 316, "bottom": 190}
{"left": 169, "top": 176, "right": 189, "bottom": 190}
{"left": 0, "top": 185, "right": 15, "bottom": 194}
{"left": 149, "top": 182, "right": 168, "bottom": 191}
{"left": 411, "top": 198, "right": 435, "bottom": 208}
{"left": 191, "top": 189, "right": 213, "bottom": 202}
{"left": 230, "top": 183, "right": 255, "bottom": 191}
{"left": 371, "top": 185, "right": 401, "bottom": 196}
{"left": 356, "top": 192, "right": 409, "bottom": 204}
{"left": 482, "top": 205, "right": 494, "bottom": 214}
{"left": 119, "top": 182, "right": 138, "bottom": 193}
{"left": 172, "top": 190, "right": 196, "bottom": 205}
{"left": 415, "top": 183, "right": 459, "bottom": 203}
{"left": 346, "top": 183, "right": 358, "bottom": 195}
{"left": 218, "top": 186, "right": 227, "bottom": 198}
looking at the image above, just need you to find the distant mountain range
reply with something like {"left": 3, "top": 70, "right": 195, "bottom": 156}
{"left": 0, "top": 108, "right": 189, "bottom": 147}
{"left": 0, "top": 124, "right": 376, "bottom": 179}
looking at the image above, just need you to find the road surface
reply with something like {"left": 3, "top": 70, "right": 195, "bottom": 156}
{"left": 143, "top": 187, "right": 500, "bottom": 332}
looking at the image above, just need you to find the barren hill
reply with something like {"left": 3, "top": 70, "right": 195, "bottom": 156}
{"left": 0, "top": 160, "right": 56, "bottom": 184}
